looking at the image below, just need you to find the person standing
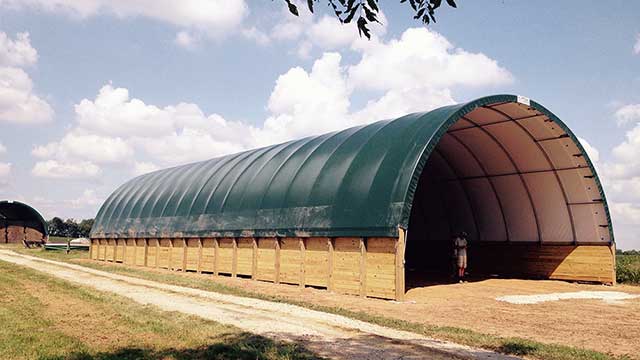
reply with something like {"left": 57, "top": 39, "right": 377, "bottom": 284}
{"left": 453, "top": 231, "right": 468, "bottom": 282}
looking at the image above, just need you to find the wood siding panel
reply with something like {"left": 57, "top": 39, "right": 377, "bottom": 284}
{"left": 366, "top": 238, "right": 396, "bottom": 299}
{"left": 185, "top": 238, "right": 200, "bottom": 271}
{"left": 135, "top": 239, "right": 146, "bottom": 266}
{"left": 147, "top": 239, "right": 158, "bottom": 266}
{"left": 158, "top": 239, "right": 171, "bottom": 269}
{"left": 333, "top": 238, "right": 361, "bottom": 295}
{"left": 256, "top": 238, "right": 277, "bottom": 281}
{"left": 217, "top": 238, "right": 234, "bottom": 274}
{"left": 305, "top": 237, "right": 329, "bottom": 287}
{"left": 90, "top": 239, "right": 99, "bottom": 259}
{"left": 236, "top": 238, "right": 254, "bottom": 276}
{"left": 98, "top": 239, "right": 107, "bottom": 260}
{"left": 115, "top": 239, "right": 125, "bottom": 262}
{"left": 471, "top": 244, "right": 615, "bottom": 283}
{"left": 171, "top": 239, "right": 185, "bottom": 270}
{"left": 201, "top": 239, "right": 215, "bottom": 272}
{"left": 280, "top": 238, "right": 301, "bottom": 285}
{"left": 125, "top": 239, "right": 136, "bottom": 264}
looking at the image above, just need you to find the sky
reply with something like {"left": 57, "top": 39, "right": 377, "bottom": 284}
{"left": 0, "top": 1, "right": 639, "bottom": 249}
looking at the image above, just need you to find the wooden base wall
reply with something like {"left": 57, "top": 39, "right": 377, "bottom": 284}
{"left": 470, "top": 243, "right": 615, "bottom": 284}
{"left": 90, "top": 236, "right": 402, "bottom": 300}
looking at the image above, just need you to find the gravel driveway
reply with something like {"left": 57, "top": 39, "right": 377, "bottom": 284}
{"left": 0, "top": 249, "right": 518, "bottom": 360}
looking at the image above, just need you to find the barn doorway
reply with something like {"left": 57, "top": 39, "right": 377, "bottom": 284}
{"left": 404, "top": 101, "right": 613, "bottom": 289}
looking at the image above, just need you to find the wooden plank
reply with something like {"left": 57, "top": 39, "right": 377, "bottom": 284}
{"left": 125, "top": 239, "right": 136, "bottom": 264}
{"left": 214, "top": 238, "right": 220, "bottom": 275}
{"left": 251, "top": 238, "right": 258, "bottom": 280}
{"left": 115, "top": 239, "right": 125, "bottom": 262}
{"left": 170, "top": 238, "right": 185, "bottom": 271}
{"left": 275, "top": 238, "right": 281, "bottom": 284}
{"left": 185, "top": 238, "right": 200, "bottom": 271}
{"left": 135, "top": 239, "right": 146, "bottom": 266}
{"left": 300, "top": 238, "right": 306, "bottom": 288}
{"left": 280, "top": 237, "right": 301, "bottom": 285}
{"left": 105, "top": 239, "right": 115, "bottom": 261}
{"left": 217, "top": 238, "right": 234, "bottom": 275}
{"left": 395, "top": 229, "right": 406, "bottom": 301}
{"left": 197, "top": 238, "right": 203, "bottom": 273}
{"left": 359, "top": 238, "right": 366, "bottom": 297}
{"left": 256, "top": 238, "right": 277, "bottom": 282}
{"left": 158, "top": 239, "right": 171, "bottom": 269}
{"left": 182, "top": 238, "right": 188, "bottom": 270}
{"left": 366, "top": 237, "right": 396, "bottom": 300}
{"left": 236, "top": 238, "right": 253, "bottom": 276}
{"left": 201, "top": 238, "right": 215, "bottom": 273}
{"left": 90, "top": 239, "right": 98, "bottom": 260}
{"left": 147, "top": 239, "right": 158, "bottom": 267}
{"left": 304, "top": 237, "right": 329, "bottom": 287}
{"left": 332, "top": 238, "right": 362, "bottom": 295}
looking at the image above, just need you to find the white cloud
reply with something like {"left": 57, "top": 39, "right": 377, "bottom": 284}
{"left": 68, "top": 189, "right": 103, "bottom": 208}
{"left": 133, "top": 161, "right": 160, "bottom": 176}
{"left": 174, "top": 31, "right": 198, "bottom": 49}
{"left": 1, "top": 0, "right": 248, "bottom": 39}
{"left": 0, "top": 162, "right": 11, "bottom": 186}
{"left": 634, "top": 33, "right": 640, "bottom": 55}
{"left": 32, "top": 160, "right": 101, "bottom": 179}
{"left": 0, "top": 31, "right": 37, "bottom": 67}
{"left": 348, "top": 28, "right": 512, "bottom": 92}
{"left": 0, "top": 142, "right": 6, "bottom": 155}
{"left": 242, "top": 27, "right": 270, "bottom": 46}
{"left": 32, "top": 131, "right": 134, "bottom": 164}
{"left": 615, "top": 103, "right": 640, "bottom": 126}
{"left": 0, "top": 32, "right": 53, "bottom": 124}
{"left": 578, "top": 137, "right": 600, "bottom": 163}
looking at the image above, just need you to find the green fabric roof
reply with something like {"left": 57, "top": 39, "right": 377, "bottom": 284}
{"left": 90, "top": 95, "right": 612, "bottom": 240}
{"left": 0, "top": 200, "right": 49, "bottom": 236}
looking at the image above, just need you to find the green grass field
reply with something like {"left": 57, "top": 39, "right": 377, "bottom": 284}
{"left": 4, "top": 245, "right": 634, "bottom": 360}
{"left": 0, "top": 256, "right": 319, "bottom": 360}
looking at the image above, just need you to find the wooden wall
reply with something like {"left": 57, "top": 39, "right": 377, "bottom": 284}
{"left": 0, "top": 225, "right": 45, "bottom": 243}
{"left": 470, "top": 243, "right": 616, "bottom": 284}
{"left": 90, "top": 236, "right": 402, "bottom": 300}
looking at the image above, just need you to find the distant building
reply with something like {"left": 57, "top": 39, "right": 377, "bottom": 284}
{"left": 0, "top": 200, "right": 48, "bottom": 245}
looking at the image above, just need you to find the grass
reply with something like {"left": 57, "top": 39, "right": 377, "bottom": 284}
{"left": 47, "top": 236, "right": 73, "bottom": 244}
{"left": 617, "top": 254, "right": 640, "bottom": 284}
{"left": 0, "top": 257, "right": 320, "bottom": 360}
{"left": 4, "top": 245, "right": 635, "bottom": 360}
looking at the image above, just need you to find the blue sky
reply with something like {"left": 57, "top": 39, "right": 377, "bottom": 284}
{"left": 0, "top": 1, "right": 639, "bottom": 249}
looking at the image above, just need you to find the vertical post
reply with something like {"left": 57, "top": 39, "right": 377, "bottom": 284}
{"left": 275, "top": 238, "right": 281, "bottom": 284}
{"left": 155, "top": 239, "right": 160, "bottom": 268}
{"left": 610, "top": 242, "right": 617, "bottom": 286}
{"left": 213, "top": 238, "right": 219, "bottom": 276}
{"left": 144, "top": 239, "right": 149, "bottom": 267}
{"left": 395, "top": 228, "right": 406, "bottom": 301}
{"left": 132, "top": 239, "right": 138, "bottom": 266}
{"left": 197, "top": 238, "right": 203, "bottom": 274}
{"left": 359, "top": 238, "right": 367, "bottom": 297}
{"left": 168, "top": 238, "right": 174, "bottom": 271}
{"left": 232, "top": 238, "right": 237, "bottom": 277}
{"left": 112, "top": 240, "right": 117, "bottom": 261}
{"left": 252, "top": 238, "right": 258, "bottom": 280}
{"left": 299, "top": 238, "right": 306, "bottom": 288}
{"left": 327, "top": 238, "right": 334, "bottom": 292}
{"left": 123, "top": 239, "right": 127, "bottom": 264}
{"left": 182, "top": 238, "right": 187, "bottom": 271}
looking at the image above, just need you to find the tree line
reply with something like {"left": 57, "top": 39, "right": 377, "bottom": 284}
{"left": 47, "top": 217, "right": 94, "bottom": 238}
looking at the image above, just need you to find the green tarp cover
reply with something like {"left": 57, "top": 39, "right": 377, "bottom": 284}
{"left": 0, "top": 200, "right": 49, "bottom": 236}
{"left": 90, "top": 95, "right": 610, "bottom": 239}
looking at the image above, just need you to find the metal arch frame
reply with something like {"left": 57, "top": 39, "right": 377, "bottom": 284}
{"left": 446, "top": 131, "right": 511, "bottom": 242}
{"left": 455, "top": 115, "right": 542, "bottom": 243}
{"left": 431, "top": 149, "right": 481, "bottom": 241}
{"left": 483, "top": 105, "right": 578, "bottom": 244}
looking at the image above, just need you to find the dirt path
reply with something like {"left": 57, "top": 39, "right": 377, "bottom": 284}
{"left": 0, "top": 250, "right": 516, "bottom": 360}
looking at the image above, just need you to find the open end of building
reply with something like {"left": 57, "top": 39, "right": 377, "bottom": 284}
{"left": 89, "top": 95, "right": 615, "bottom": 300}
{"left": 0, "top": 200, "right": 48, "bottom": 245}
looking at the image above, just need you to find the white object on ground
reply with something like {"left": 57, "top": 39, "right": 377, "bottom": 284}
{"left": 496, "top": 291, "right": 640, "bottom": 305}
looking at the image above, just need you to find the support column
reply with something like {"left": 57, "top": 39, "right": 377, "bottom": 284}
{"left": 328, "top": 238, "right": 334, "bottom": 292}
{"left": 144, "top": 239, "right": 149, "bottom": 267}
{"left": 299, "top": 238, "right": 306, "bottom": 288}
{"left": 359, "top": 238, "right": 367, "bottom": 297}
{"left": 232, "top": 238, "right": 237, "bottom": 277}
{"left": 197, "top": 238, "right": 203, "bottom": 274}
{"left": 251, "top": 238, "right": 258, "bottom": 280}
{"left": 275, "top": 238, "right": 281, "bottom": 284}
{"left": 182, "top": 238, "right": 187, "bottom": 271}
{"left": 395, "top": 228, "right": 406, "bottom": 301}
{"left": 213, "top": 238, "right": 219, "bottom": 276}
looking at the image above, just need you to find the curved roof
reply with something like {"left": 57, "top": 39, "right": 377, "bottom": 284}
{"left": 91, "top": 94, "right": 612, "bottom": 242}
{"left": 0, "top": 200, "right": 49, "bottom": 236}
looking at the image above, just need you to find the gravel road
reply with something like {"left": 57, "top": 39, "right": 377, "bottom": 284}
{"left": 0, "top": 249, "right": 520, "bottom": 360}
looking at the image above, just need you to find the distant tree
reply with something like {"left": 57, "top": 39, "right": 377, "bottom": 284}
{"left": 63, "top": 219, "right": 80, "bottom": 238}
{"left": 281, "top": 0, "right": 457, "bottom": 39}
{"left": 47, "top": 217, "right": 65, "bottom": 237}
{"left": 78, "top": 219, "right": 95, "bottom": 238}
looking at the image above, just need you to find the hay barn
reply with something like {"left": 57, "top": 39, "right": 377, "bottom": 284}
{"left": 90, "top": 95, "right": 615, "bottom": 300}
{"left": 1, "top": 200, "right": 48, "bottom": 245}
